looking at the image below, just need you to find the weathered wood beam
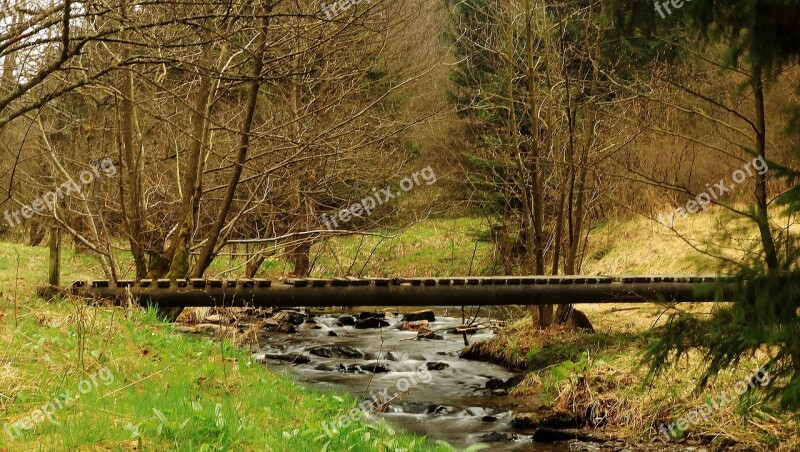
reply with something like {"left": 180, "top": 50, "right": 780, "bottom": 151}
{"left": 69, "top": 275, "right": 737, "bottom": 307}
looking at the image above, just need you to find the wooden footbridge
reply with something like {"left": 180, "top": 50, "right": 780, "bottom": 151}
{"left": 68, "top": 275, "right": 737, "bottom": 307}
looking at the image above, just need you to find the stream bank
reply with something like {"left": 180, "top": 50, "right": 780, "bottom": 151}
{"left": 181, "top": 307, "right": 643, "bottom": 451}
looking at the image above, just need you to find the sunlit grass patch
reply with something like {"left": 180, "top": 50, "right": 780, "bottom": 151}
{"left": 0, "top": 245, "right": 453, "bottom": 451}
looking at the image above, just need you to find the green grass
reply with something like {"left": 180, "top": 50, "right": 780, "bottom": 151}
{"left": 308, "top": 218, "right": 495, "bottom": 277}
{"left": 2, "top": 211, "right": 787, "bottom": 450}
{"left": 196, "top": 217, "right": 496, "bottom": 279}
{"left": 0, "top": 242, "right": 453, "bottom": 451}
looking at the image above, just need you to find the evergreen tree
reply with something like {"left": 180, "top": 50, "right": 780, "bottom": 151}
{"left": 610, "top": 0, "right": 800, "bottom": 411}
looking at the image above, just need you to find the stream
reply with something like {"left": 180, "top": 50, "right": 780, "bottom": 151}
{"left": 251, "top": 308, "right": 583, "bottom": 451}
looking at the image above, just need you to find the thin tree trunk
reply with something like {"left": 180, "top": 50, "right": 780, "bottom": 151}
{"left": 0, "top": 8, "right": 19, "bottom": 93}
{"left": 751, "top": 62, "right": 779, "bottom": 270}
{"left": 28, "top": 221, "right": 46, "bottom": 246}
{"left": 165, "top": 42, "right": 214, "bottom": 279}
{"left": 503, "top": 26, "right": 532, "bottom": 271}
{"left": 117, "top": 0, "right": 147, "bottom": 279}
{"left": 524, "top": 0, "right": 545, "bottom": 275}
{"left": 48, "top": 227, "right": 61, "bottom": 286}
{"left": 552, "top": 189, "right": 565, "bottom": 275}
{"left": 524, "top": 0, "right": 551, "bottom": 328}
{"left": 246, "top": 253, "right": 268, "bottom": 278}
{"left": 563, "top": 47, "right": 578, "bottom": 275}
{"left": 286, "top": 41, "right": 313, "bottom": 277}
{"left": 558, "top": 13, "right": 598, "bottom": 323}
{"left": 193, "top": 7, "right": 271, "bottom": 277}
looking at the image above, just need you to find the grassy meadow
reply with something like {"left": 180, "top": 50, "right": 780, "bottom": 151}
{"left": 0, "top": 241, "right": 453, "bottom": 451}
{"left": 0, "top": 210, "right": 798, "bottom": 450}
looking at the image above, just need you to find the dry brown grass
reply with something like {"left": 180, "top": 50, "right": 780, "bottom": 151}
{"left": 583, "top": 204, "right": 800, "bottom": 276}
{"left": 461, "top": 209, "right": 800, "bottom": 450}
{"left": 472, "top": 316, "right": 799, "bottom": 450}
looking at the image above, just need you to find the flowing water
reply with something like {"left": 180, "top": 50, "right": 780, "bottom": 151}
{"left": 253, "top": 308, "right": 571, "bottom": 451}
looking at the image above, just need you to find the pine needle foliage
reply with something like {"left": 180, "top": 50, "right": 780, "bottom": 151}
{"left": 645, "top": 268, "right": 800, "bottom": 410}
